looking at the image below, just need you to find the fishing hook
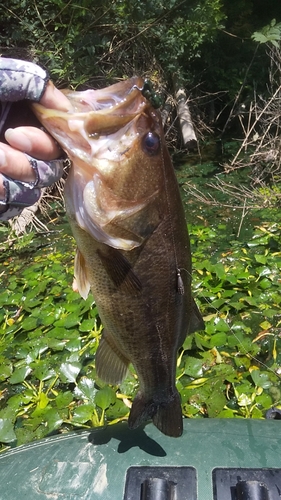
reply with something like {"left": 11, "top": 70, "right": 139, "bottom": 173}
{"left": 132, "top": 79, "right": 163, "bottom": 109}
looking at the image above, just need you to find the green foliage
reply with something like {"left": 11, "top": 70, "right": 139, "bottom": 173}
{"left": 0, "top": 0, "right": 225, "bottom": 87}
{"left": 1, "top": 0, "right": 280, "bottom": 129}
{"left": 182, "top": 220, "right": 281, "bottom": 419}
{"left": 0, "top": 226, "right": 114, "bottom": 448}
{"left": 252, "top": 19, "right": 281, "bottom": 47}
{"left": 0, "top": 207, "right": 280, "bottom": 450}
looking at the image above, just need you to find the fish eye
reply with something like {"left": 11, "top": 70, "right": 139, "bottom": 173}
{"left": 142, "top": 132, "right": 160, "bottom": 155}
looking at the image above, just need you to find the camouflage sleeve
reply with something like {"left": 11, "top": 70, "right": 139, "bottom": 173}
{"left": 0, "top": 58, "right": 49, "bottom": 102}
{"left": 0, "top": 157, "right": 66, "bottom": 221}
{"left": 0, "top": 58, "right": 65, "bottom": 221}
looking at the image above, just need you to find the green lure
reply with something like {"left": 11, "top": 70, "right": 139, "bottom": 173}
{"left": 134, "top": 79, "right": 163, "bottom": 109}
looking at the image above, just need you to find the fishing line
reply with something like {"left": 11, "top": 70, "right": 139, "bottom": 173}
{"left": 157, "top": 119, "right": 185, "bottom": 298}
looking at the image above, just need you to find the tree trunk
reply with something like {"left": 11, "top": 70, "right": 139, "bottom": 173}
{"left": 173, "top": 79, "right": 197, "bottom": 150}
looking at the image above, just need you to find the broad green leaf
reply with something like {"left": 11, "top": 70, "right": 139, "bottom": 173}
{"left": 0, "top": 360, "right": 13, "bottom": 381}
{"left": 209, "top": 332, "right": 227, "bottom": 347}
{"left": 59, "top": 362, "right": 81, "bottom": 383}
{"left": 0, "top": 419, "right": 17, "bottom": 443}
{"left": 9, "top": 366, "right": 32, "bottom": 384}
{"left": 44, "top": 408, "right": 64, "bottom": 432}
{"left": 55, "top": 392, "right": 73, "bottom": 409}
{"left": 95, "top": 387, "right": 116, "bottom": 410}
{"left": 207, "top": 391, "right": 227, "bottom": 417}
{"left": 64, "top": 313, "right": 81, "bottom": 329}
{"left": 184, "top": 357, "right": 204, "bottom": 378}
{"left": 21, "top": 317, "right": 40, "bottom": 331}
{"left": 73, "top": 404, "right": 96, "bottom": 423}
{"left": 251, "top": 370, "right": 271, "bottom": 389}
{"left": 79, "top": 319, "right": 95, "bottom": 332}
{"left": 75, "top": 377, "right": 97, "bottom": 402}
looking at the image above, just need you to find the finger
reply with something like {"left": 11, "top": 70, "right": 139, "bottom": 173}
{"left": 0, "top": 143, "right": 36, "bottom": 184}
{"left": 4, "top": 126, "right": 62, "bottom": 159}
{"left": 41, "top": 81, "right": 72, "bottom": 111}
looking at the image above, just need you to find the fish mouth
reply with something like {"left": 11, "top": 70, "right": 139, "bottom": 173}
{"left": 65, "top": 77, "right": 147, "bottom": 115}
{"left": 32, "top": 77, "right": 162, "bottom": 251}
{"left": 32, "top": 76, "right": 149, "bottom": 137}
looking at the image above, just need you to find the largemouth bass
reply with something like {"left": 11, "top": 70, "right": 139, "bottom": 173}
{"left": 32, "top": 77, "right": 204, "bottom": 437}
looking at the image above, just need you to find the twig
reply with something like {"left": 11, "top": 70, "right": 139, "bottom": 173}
{"left": 237, "top": 198, "right": 247, "bottom": 238}
{"left": 231, "top": 83, "right": 281, "bottom": 166}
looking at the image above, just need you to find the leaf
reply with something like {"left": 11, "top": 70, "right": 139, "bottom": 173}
{"left": 258, "top": 278, "right": 271, "bottom": 289}
{"left": 9, "top": 366, "right": 32, "bottom": 384}
{"left": 38, "top": 392, "right": 49, "bottom": 409}
{"left": 251, "top": 370, "right": 271, "bottom": 389}
{"left": 95, "top": 387, "right": 116, "bottom": 410}
{"left": 73, "top": 404, "right": 96, "bottom": 423}
{"left": 75, "top": 377, "right": 97, "bottom": 402}
{"left": 64, "top": 313, "right": 81, "bottom": 329}
{"left": 209, "top": 332, "right": 227, "bottom": 348}
{"left": 44, "top": 408, "right": 64, "bottom": 432}
{"left": 251, "top": 32, "right": 269, "bottom": 44}
{"left": 0, "top": 360, "right": 13, "bottom": 381}
{"left": 21, "top": 317, "right": 40, "bottom": 331}
{"left": 79, "top": 319, "right": 95, "bottom": 332}
{"left": 255, "top": 393, "right": 272, "bottom": 409}
{"left": 254, "top": 254, "right": 267, "bottom": 264}
{"left": 59, "top": 362, "right": 81, "bottom": 383}
{"left": 206, "top": 391, "right": 227, "bottom": 417}
{"left": 184, "top": 357, "right": 204, "bottom": 378}
{"left": 32, "top": 361, "right": 56, "bottom": 381}
{"left": 0, "top": 419, "right": 17, "bottom": 443}
{"left": 66, "top": 338, "right": 81, "bottom": 352}
{"left": 55, "top": 391, "right": 73, "bottom": 409}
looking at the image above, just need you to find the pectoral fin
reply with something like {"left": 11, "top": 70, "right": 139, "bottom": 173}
{"left": 95, "top": 331, "right": 130, "bottom": 385}
{"left": 97, "top": 247, "right": 142, "bottom": 293}
{"left": 73, "top": 248, "right": 91, "bottom": 299}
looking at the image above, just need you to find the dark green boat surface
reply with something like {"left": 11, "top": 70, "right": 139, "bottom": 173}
{"left": 0, "top": 419, "right": 280, "bottom": 499}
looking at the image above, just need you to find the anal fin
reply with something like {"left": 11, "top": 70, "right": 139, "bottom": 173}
{"left": 95, "top": 331, "right": 130, "bottom": 385}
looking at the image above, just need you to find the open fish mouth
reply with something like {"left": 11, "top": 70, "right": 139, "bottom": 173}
{"left": 63, "top": 77, "right": 149, "bottom": 137}
{"left": 32, "top": 77, "right": 162, "bottom": 251}
{"left": 32, "top": 77, "right": 150, "bottom": 164}
{"left": 32, "top": 77, "right": 159, "bottom": 170}
{"left": 63, "top": 77, "right": 147, "bottom": 115}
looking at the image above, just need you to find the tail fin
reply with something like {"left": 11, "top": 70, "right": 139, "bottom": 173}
{"left": 128, "top": 390, "right": 183, "bottom": 437}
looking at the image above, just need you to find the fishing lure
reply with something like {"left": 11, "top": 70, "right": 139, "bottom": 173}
{"left": 133, "top": 79, "right": 163, "bottom": 109}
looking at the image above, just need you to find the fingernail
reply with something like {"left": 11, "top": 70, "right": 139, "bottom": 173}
{"left": 0, "top": 148, "right": 7, "bottom": 167}
{"left": 5, "top": 128, "right": 32, "bottom": 152}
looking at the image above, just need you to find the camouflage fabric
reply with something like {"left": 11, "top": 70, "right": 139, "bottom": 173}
{"left": 0, "top": 58, "right": 65, "bottom": 221}
{"left": 0, "top": 157, "right": 65, "bottom": 221}
{"left": 0, "top": 58, "right": 49, "bottom": 102}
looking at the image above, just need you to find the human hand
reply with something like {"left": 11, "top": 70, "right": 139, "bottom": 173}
{"left": 0, "top": 58, "right": 71, "bottom": 220}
